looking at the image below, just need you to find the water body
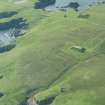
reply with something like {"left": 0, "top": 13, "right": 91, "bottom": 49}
{"left": 0, "top": 30, "right": 16, "bottom": 52}
{"left": 0, "top": 11, "right": 17, "bottom": 19}
{"left": 45, "top": 0, "right": 105, "bottom": 11}
{"left": 0, "top": 30, "right": 16, "bottom": 47}
{"left": 0, "top": 18, "right": 28, "bottom": 53}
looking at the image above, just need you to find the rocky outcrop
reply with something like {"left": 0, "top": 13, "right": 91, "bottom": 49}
{"left": 27, "top": 97, "right": 38, "bottom": 105}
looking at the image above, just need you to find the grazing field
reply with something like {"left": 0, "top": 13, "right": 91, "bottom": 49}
{"left": 0, "top": 0, "right": 105, "bottom": 105}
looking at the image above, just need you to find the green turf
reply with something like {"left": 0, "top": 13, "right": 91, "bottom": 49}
{"left": 0, "top": 0, "right": 105, "bottom": 105}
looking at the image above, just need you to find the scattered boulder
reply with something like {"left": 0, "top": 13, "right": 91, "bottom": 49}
{"left": 27, "top": 97, "right": 38, "bottom": 105}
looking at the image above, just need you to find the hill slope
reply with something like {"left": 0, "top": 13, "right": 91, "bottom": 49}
{"left": 0, "top": 0, "right": 105, "bottom": 105}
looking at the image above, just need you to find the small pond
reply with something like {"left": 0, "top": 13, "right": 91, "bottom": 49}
{"left": 0, "top": 17, "right": 28, "bottom": 53}
{"left": 0, "top": 11, "right": 17, "bottom": 19}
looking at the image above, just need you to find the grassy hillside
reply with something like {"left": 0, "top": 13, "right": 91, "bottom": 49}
{"left": 0, "top": 0, "right": 105, "bottom": 105}
{"left": 35, "top": 5, "right": 105, "bottom": 105}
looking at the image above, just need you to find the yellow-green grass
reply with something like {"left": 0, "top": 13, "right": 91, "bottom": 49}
{"left": 0, "top": 1, "right": 105, "bottom": 105}
{"left": 34, "top": 5, "right": 105, "bottom": 105}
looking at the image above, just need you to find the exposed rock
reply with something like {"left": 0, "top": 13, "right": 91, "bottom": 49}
{"left": 27, "top": 97, "right": 38, "bottom": 105}
{"left": 71, "top": 46, "right": 86, "bottom": 53}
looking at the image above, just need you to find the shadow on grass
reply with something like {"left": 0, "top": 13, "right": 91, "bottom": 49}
{"left": 38, "top": 96, "right": 56, "bottom": 105}
{"left": 0, "top": 92, "right": 4, "bottom": 98}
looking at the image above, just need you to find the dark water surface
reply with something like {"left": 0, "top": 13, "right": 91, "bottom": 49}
{"left": 0, "top": 18, "right": 28, "bottom": 52}
{"left": 45, "top": 0, "right": 105, "bottom": 10}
